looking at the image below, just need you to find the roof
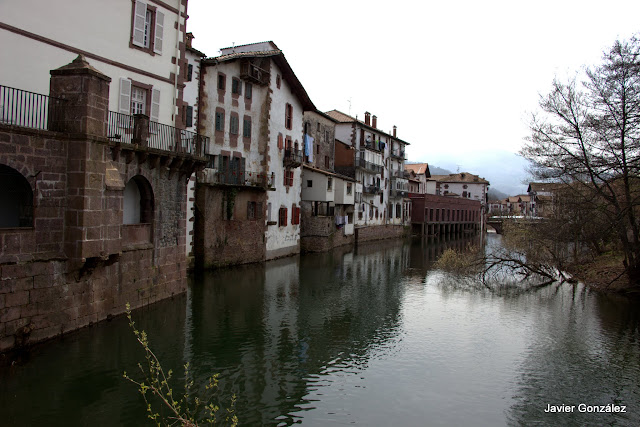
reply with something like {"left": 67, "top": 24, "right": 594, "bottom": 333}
{"left": 430, "top": 172, "right": 489, "bottom": 185}
{"left": 186, "top": 45, "right": 206, "bottom": 58}
{"left": 404, "top": 163, "right": 430, "bottom": 177}
{"left": 203, "top": 43, "right": 315, "bottom": 111}
{"left": 324, "top": 109, "right": 410, "bottom": 145}
{"left": 527, "top": 182, "right": 565, "bottom": 193}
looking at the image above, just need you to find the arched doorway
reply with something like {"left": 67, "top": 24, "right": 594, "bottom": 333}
{"left": 0, "top": 165, "right": 33, "bottom": 228}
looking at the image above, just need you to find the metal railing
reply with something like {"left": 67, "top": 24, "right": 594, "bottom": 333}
{"left": 200, "top": 167, "right": 274, "bottom": 188}
{"left": 363, "top": 184, "right": 381, "bottom": 194}
{"left": 356, "top": 157, "right": 383, "bottom": 174}
{"left": 0, "top": 85, "right": 65, "bottom": 131}
{"left": 284, "top": 149, "right": 303, "bottom": 167}
{"left": 107, "top": 111, "right": 209, "bottom": 157}
{"left": 391, "top": 150, "right": 405, "bottom": 159}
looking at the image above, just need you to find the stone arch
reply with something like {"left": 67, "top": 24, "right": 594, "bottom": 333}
{"left": 123, "top": 175, "right": 154, "bottom": 224}
{"left": 0, "top": 164, "right": 33, "bottom": 228}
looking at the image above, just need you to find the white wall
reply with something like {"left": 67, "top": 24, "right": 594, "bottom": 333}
{"left": 0, "top": 0, "right": 184, "bottom": 127}
{"left": 301, "top": 169, "right": 334, "bottom": 202}
{"left": 265, "top": 61, "right": 304, "bottom": 258}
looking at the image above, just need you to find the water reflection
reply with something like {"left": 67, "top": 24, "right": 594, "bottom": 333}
{"left": 0, "top": 235, "right": 639, "bottom": 426}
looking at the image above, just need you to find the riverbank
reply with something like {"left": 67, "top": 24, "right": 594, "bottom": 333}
{"left": 567, "top": 252, "right": 640, "bottom": 297}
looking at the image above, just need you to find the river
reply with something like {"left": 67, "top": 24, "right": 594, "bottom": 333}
{"left": 1, "top": 234, "right": 639, "bottom": 426}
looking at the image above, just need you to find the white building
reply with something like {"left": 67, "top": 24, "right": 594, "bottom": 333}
{"left": 199, "top": 42, "right": 315, "bottom": 260}
{"left": 0, "top": 0, "right": 190, "bottom": 130}
{"left": 328, "top": 110, "right": 410, "bottom": 228}
{"left": 430, "top": 172, "right": 490, "bottom": 208}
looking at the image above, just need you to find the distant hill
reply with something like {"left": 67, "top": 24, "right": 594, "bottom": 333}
{"left": 428, "top": 165, "right": 453, "bottom": 175}
{"left": 487, "top": 188, "right": 508, "bottom": 201}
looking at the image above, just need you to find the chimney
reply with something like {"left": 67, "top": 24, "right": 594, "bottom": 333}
{"left": 186, "top": 32, "right": 194, "bottom": 48}
{"left": 364, "top": 111, "right": 371, "bottom": 126}
{"left": 372, "top": 115, "right": 377, "bottom": 129}
{"left": 393, "top": 125, "right": 397, "bottom": 137}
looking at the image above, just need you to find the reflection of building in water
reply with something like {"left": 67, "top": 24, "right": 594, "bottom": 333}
{"left": 185, "top": 242, "right": 410, "bottom": 425}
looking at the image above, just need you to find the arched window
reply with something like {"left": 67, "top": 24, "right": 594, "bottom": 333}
{"left": 0, "top": 165, "right": 33, "bottom": 228}
{"left": 123, "top": 175, "right": 154, "bottom": 224}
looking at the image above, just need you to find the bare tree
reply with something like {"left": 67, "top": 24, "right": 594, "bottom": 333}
{"left": 522, "top": 36, "right": 640, "bottom": 288}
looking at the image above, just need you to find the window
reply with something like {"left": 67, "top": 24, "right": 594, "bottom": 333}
{"left": 215, "top": 111, "right": 224, "bottom": 132}
{"left": 118, "top": 78, "right": 160, "bottom": 122}
{"left": 277, "top": 133, "right": 283, "bottom": 150}
{"left": 230, "top": 115, "right": 239, "bottom": 135}
{"left": 327, "top": 177, "right": 333, "bottom": 191}
{"left": 317, "top": 123, "right": 320, "bottom": 132}
{"left": 186, "top": 105, "right": 193, "bottom": 128}
{"left": 131, "top": 1, "right": 164, "bottom": 54}
{"left": 232, "top": 78, "right": 241, "bottom": 95}
{"left": 131, "top": 86, "right": 146, "bottom": 115}
{"left": 325, "top": 130, "right": 330, "bottom": 142}
{"left": 396, "top": 203, "right": 401, "bottom": 218}
{"left": 217, "top": 74, "right": 226, "bottom": 91}
{"left": 285, "top": 103, "right": 293, "bottom": 130}
{"left": 123, "top": 175, "right": 154, "bottom": 225}
{"left": 291, "top": 205, "right": 301, "bottom": 225}
{"left": 347, "top": 183, "right": 352, "bottom": 195}
{"left": 279, "top": 207, "right": 288, "bottom": 226}
{"left": 307, "top": 180, "right": 313, "bottom": 188}
{"left": 243, "top": 117, "right": 251, "bottom": 138}
{"left": 186, "top": 63, "right": 193, "bottom": 81}
{"left": 283, "top": 168, "right": 294, "bottom": 187}
{"left": 245, "top": 82, "right": 252, "bottom": 99}
{"left": 276, "top": 74, "right": 281, "bottom": 89}
{"left": 325, "top": 156, "right": 329, "bottom": 168}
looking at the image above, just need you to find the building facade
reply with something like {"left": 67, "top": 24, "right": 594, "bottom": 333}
{"left": 1, "top": 0, "right": 191, "bottom": 130}
{"left": 195, "top": 42, "right": 315, "bottom": 266}
{"left": 329, "top": 110, "right": 410, "bottom": 238}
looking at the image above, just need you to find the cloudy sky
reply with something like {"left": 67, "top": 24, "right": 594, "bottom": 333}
{"left": 186, "top": 0, "right": 640, "bottom": 194}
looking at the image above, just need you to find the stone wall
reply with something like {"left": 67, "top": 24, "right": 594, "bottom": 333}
{"left": 194, "top": 184, "right": 267, "bottom": 268}
{"left": 300, "top": 201, "right": 354, "bottom": 253}
{"left": 0, "top": 56, "right": 197, "bottom": 352}
{"left": 355, "top": 224, "right": 408, "bottom": 244}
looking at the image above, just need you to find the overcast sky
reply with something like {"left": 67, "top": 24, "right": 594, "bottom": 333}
{"left": 186, "top": 0, "right": 640, "bottom": 192}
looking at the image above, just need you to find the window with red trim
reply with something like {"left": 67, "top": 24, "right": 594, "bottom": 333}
{"left": 279, "top": 207, "right": 288, "bottom": 226}
{"left": 285, "top": 103, "right": 293, "bottom": 130}
{"left": 291, "top": 205, "right": 301, "bottom": 225}
{"left": 283, "top": 168, "right": 294, "bottom": 187}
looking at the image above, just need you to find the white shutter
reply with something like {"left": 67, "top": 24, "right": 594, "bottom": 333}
{"left": 150, "top": 88, "right": 160, "bottom": 122}
{"left": 132, "top": 1, "right": 147, "bottom": 47}
{"left": 153, "top": 10, "right": 164, "bottom": 54}
{"left": 119, "top": 78, "right": 132, "bottom": 114}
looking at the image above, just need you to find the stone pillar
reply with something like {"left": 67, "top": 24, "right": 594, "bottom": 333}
{"left": 49, "top": 55, "right": 111, "bottom": 136}
{"left": 49, "top": 56, "right": 119, "bottom": 263}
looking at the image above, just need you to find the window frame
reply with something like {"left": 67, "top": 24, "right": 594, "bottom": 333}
{"left": 130, "top": 1, "right": 164, "bottom": 55}
{"left": 285, "top": 103, "right": 293, "bottom": 130}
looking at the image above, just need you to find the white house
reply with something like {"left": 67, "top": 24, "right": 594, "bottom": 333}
{"left": 0, "top": 0, "right": 190, "bottom": 130}
{"left": 198, "top": 41, "right": 315, "bottom": 261}
{"left": 329, "top": 110, "right": 411, "bottom": 229}
{"left": 430, "top": 172, "right": 490, "bottom": 208}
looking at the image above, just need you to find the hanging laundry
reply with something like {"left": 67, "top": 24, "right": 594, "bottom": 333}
{"left": 305, "top": 134, "right": 314, "bottom": 162}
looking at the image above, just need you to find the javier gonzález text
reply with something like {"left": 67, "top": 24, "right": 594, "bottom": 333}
{"left": 544, "top": 403, "right": 627, "bottom": 413}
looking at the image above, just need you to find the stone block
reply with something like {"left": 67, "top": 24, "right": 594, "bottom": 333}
{"left": 6, "top": 290, "right": 29, "bottom": 307}
{"left": 0, "top": 306, "right": 20, "bottom": 322}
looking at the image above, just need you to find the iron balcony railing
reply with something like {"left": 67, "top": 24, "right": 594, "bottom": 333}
{"left": 0, "top": 85, "right": 65, "bottom": 131}
{"left": 356, "top": 157, "right": 383, "bottom": 174}
{"left": 201, "top": 167, "right": 274, "bottom": 188}
{"left": 391, "top": 149, "right": 405, "bottom": 160}
{"left": 107, "top": 111, "right": 209, "bottom": 157}
{"left": 363, "top": 184, "right": 381, "bottom": 194}
{"left": 390, "top": 170, "right": 407, "bottom": 179}
{"left": 362, "top": 140, "right": 384, "bottom": 152}
{"left": 391, "top": 189, "right": 409, "bottom": 198}
{"left": 284, "top": 149, "right": 303, "bottom": 167}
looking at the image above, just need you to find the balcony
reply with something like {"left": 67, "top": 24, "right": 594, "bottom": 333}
{"left": 363, "top": 184, "right": 381, "bottom": 195}
{"left": 391, "top": 189, "right": 409, "bottom": 198}
{"left": 240, "top": 60, "right": 270, "bottom": 86}
{"left": 362, "top": 140, "right": 384, "bottom": 152}
{"left": 390, "top": 149, "right": 405, "bottom": 160}
{"left": 356, "top": 157, "right": 383, "bottom": 174}
{"left": 389, "top": 169, "right": 407, "bottom": 179}
{"left": 200, "top": 168, "right": 274, "bottom": 189}
{"left": 107, "top": 111, "right": 209, "bottom": 157}
{"left": 0, "top": 85, "right": 65, "bottom": 132}
{"left": 284, "top": 149, "right": 303, "bottom": 168}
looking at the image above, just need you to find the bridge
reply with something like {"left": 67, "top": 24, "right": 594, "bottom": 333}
{"left": 486, "top": 216, "right": 543, "bottom": 234}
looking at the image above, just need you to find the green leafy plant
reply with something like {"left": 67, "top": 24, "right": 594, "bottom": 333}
{"left": 123, "top": 303, "right": 238, "bottom": 426}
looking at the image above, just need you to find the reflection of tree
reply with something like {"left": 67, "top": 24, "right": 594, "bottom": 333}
{"left": 506, "top": 284, "right": 640, "bottom": 426}
{"left": 184, "top": 241, "right": 410, "bottom": 425}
